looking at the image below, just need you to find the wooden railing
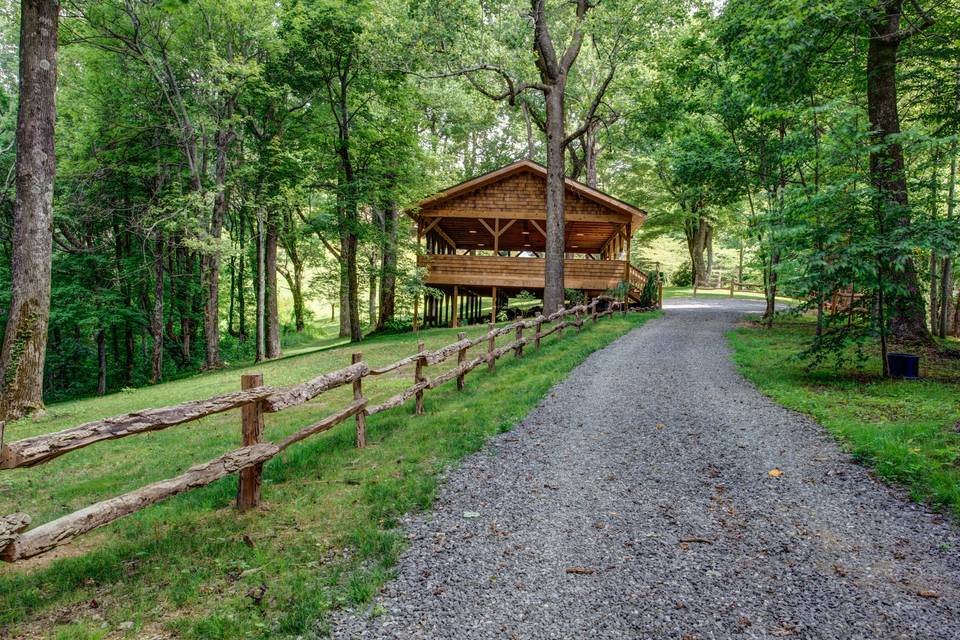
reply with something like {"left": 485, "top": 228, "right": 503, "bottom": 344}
{"left": 0, "top": 300, "right": 634, "bottom": 563}
{"left": 420, "top": 254, "right": 627, "bottom": 291}
{"left": 627, "top": 264, "right": 648, "bottom": 293}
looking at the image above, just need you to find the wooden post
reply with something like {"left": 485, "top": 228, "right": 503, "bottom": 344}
{"left": 730, "top": 279, "right": 735, "bottom": 297}
{"left": 237, "top": 373, "right": 265, "bottom": 511}
{"left": 558, "top": 307, "right": 565, "bottom": 337}
{"left": 515, "top": 323, "right": 523, "bottom": 358}
{"left": 451, "top": 285, "right": 459, "bottom": 328}
{"left": 592, "top": 299, "right": 598, "bottom": 323}
{"left": 456, "top": 331, "right": 466, "bottom": 390}
{"left": 656, "top": 263, "right": 663, "bottom": 309}
{"left": 487, "top": 322, "right": 496, "bottom": 372}
{"left": 575, "top": 308, "right": 582, "bottom": 333}
{"left": 414, "top": 341, "right": 426, "bottom": 415}
{"left": 352, "top": 353, "right": 367, "bottom": 448}
{"left": 535, "top": 318, "right": 543, "bottom": 349}
{"left": 490, "top": 286, "right": 497, "bottom": 323}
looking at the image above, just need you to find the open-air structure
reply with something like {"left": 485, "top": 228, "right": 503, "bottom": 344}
{"left": 411, "top": 160, "right": 648, "bottom": 328}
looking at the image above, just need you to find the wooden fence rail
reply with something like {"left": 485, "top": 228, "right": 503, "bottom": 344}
{"left": 0, "top": 298, "right": 648, "bottom": 562}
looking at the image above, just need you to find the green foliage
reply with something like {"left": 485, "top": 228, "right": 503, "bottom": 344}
{"left": 670, "top": 261, "right": 693, "bottom": 287}
{"left": 634, "top": 271, "right": 660, "bottom": 307}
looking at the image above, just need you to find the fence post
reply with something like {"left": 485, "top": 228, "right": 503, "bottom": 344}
{"left": 558, "top": 307, "right": 565, "bottom": 337}
{"left": 487, "top": 322, "right": 496, "bottom": 373}
{"left": 352, "top": 353, "right": 367, "bottom": 448}
{"left": 592, "top": 299, "right": 598, "bottom": 323}
{"left": 237, "top": 373, "right": 265, "bottom": 511}
{"left": 515, "top": 323, "right": 524, "bottom": 358}
{"left": 414, "top": 341, "right": 426, "bottom": 415}
{"left": 730, "top": 279, "right": 735, "bottom": 297}
{"left": 456, "top": 331, "right": 466, "bottom": 391}
{"left": 575, "top": 308, "right": 582, "bottom": 333}
{"left": 535, "top": 317, "right": 543, "bottom": 349}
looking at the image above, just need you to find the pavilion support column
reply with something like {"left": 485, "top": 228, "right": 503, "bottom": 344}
{"left": 451, "top": 285, "right": 459, "bottom": 328}
{"left": 413, "top": 294, "right": 419, "bottom": 331}
{"left": 491, "top": 286, "right": 498, "bottom": 323}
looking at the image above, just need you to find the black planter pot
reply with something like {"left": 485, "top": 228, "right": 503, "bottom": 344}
{"left": 887, "top": 353, "right": 920, "bottom": 380}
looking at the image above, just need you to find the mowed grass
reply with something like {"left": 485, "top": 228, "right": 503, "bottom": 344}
{"left": 0, "top": 311, "right": 657, "bottom": 639}
{"left": 728, "top": 319, "right": 960, "bottom": 517}
{"left": 662, "top": 286, "right": 795, "bottom": 303}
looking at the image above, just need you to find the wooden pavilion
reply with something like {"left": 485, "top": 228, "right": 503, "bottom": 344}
{"left": 411, "top": 160, "right": 648, "bottom": 328}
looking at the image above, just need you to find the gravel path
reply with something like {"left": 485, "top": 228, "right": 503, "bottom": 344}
{"left": 334, "top": 298, "right": 960, "bottom": 640}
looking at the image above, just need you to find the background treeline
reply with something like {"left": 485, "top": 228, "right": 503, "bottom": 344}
{"left": 0, "top": 0, "right": 538, "bottom": 403}
{"left": 1, "top": 0, "right": 959, "bottom": 405}
{"left": 607, "top": 0, "right": 960, "bottom": 367}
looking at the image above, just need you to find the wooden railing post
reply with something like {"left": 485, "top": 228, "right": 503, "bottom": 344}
{"left": 592, "top": 299, "right": 598, "bottom": 323}
{"left": 487, "top": 323, "right": 496, "bottom": 372}
{"left": 558, "top": 307, "right": 565, "bottom": 337}
{"left": 575, "top": 308, "right": 582, "bottom": 333}
{"left": 730, "top": 279, "right": 735, "bottom": 297}
{"left": 535, "top": 318, "right": 543, "bottom": 349}
{"left": 414, "top": 341, "right": 426, "bottom": 415}
{"left": 352, "top": 353, "right": 367, "bottom": 448}
{"left": 237, "top": 373, "right": 265, "bottom": 511}
{"left": 456, "top": 331, "right": 467, "bottom": 391}
{"left": 515, "top": 323, "right": 524, "bottom": 358}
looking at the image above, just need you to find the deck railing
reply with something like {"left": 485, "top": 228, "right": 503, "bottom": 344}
{"left": 0, "top": 300, "right": 640, "bottom": 563}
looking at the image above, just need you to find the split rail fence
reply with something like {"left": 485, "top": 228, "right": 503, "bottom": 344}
{"left": 0, "top": 300, "right": 640, "bottom": 563}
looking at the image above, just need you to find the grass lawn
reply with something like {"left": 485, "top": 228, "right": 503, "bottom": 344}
{"left": 662, "top": 286, "right": 795, "bottom": 303}
{"left": 0, "top": 310, "right": 657, "bottom": 639}
{"left": 728, "top": 318, "right": 960, "bottom": 518}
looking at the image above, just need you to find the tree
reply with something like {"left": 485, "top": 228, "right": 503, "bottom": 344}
{"left": 0, "top": 0, "right": 58, "bottom": 422}
{"left": 865, "top": 0, "right": 934, "bottom": 342}
{"left": 417, "top": 0, "right": 626, "bottom": 313}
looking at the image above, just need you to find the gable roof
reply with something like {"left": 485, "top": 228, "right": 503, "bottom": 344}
{"left": 415, "top": 159, "right": 646, "bottom": 227}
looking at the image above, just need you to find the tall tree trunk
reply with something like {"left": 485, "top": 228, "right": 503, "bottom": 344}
{"left": 237, "top": 211, "right": 247, "bottom": 341}
{"left": 867, "top": 1, "right": 930, "bottom": 341}
{"left": 0, "top": 0, "right": 59, "bottom": 423}
{"left": 941, "top": 145, "right": 957, "bottom": 338}
{"left": 685, "top": 215, "right": 710, "bottom": 285}
{"left": 338, "top": 259, "right": 351, "bottom": 338}
{"left": 265, "top": 215, "right": 281, "bottom": 359}
{"left": 150, "top": 238, "right": 165, "bottom": 384}
{"left": 367, "top": 249, "right": 377, "bottom": 325}
{"left": 930, "top": 252, "right": 939, "bottom": 334}
{"left": 339, "top": 225, "right": 361, "bottom": 342}
{"left": 255, "top": 210, "right": 265, "bottom": 363}
{"left": 203, "top": 120, "right": 234, "bottom": 370}
{"left": 377, "top": 204, "right": 398, "bottom": 329}
{"left": 96, "top": 329, "right": 106, "bottom": 396}
{"left": 279, "top": 261, "right": 306, "bottom": 333}
{"left": 543, "top": 85, "right": 566, "bottom": 313}
{"left": 228, "top": 255, "right": 236, "bottom": 336}
{"left": 765, "top": 250, "right": 780, "bottom": 322}
{"left": 705, "top": 225, "right": 714, "bottom": 280}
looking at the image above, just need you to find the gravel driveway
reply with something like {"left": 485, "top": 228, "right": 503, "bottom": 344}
{"left": 333, "top": 298, "right": 960, "bottom": 640}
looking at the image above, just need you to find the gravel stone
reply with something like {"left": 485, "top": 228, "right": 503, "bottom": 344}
{"left": 332, "top": 298, "right": 960, "bottom": 640}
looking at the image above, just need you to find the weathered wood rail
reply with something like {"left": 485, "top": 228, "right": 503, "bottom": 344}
{"left": 0, "top": 299, "right": 641, "bottom": 562}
